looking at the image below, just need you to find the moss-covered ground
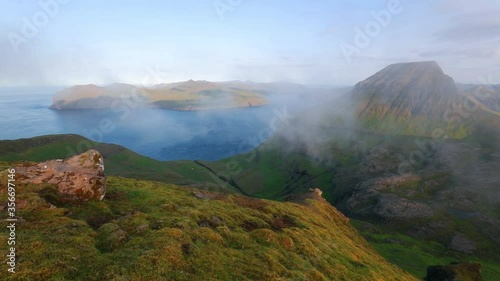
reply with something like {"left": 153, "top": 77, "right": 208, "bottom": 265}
{"left": 0, "top": 174, "right": 416, "bottom": 280}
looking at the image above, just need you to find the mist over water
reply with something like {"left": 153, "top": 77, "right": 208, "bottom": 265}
{"left": 0, "top": 87, "right": 333, "bottom": 161}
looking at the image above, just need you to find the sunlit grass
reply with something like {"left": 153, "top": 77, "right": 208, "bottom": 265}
{"left": 0, "top": 174, "right": 416, "bottom": 280}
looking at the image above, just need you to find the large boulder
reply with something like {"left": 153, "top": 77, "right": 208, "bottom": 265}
{"left": 15, "top": 149, "right": 106, "bottom": 201}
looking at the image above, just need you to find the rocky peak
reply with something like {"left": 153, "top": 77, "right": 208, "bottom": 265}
{"left": 15, "top": 149, "right": 106, "bottom": 201}
{"left": 342, "top": 61, "right": 473, "bottom": 137}
{"left": 354, "top": 61, "right": 458, "bottom": 118}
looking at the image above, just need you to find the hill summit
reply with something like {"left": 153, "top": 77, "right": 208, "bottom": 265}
{"left": 351, "top": 61, "right": 468, "bottom": 137}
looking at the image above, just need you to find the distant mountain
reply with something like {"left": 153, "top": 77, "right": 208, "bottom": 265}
{"left": 460, "top": 84, "right": 500, "bottom": 115}
{"left": 50, "top": 81, "right": 269, "bottom": 111}
{"left": 354, "top": 61, "right": 457, "bottom": 117}
{"left": 350, "top": 61, "right": 473, "bottom": 138}
{"left": 455, "top": 83, "right": 478, "bottom": 91}
{"left": 51, "top": 83, "right": 139, "bottom": 110}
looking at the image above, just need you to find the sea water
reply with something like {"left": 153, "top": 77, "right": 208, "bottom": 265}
{"left": 0, "top": 87, "right": 317, "bottom": 161}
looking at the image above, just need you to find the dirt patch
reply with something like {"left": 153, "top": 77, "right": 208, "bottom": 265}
{"left": 232, "top": 196, "right": 269, "bottom": 211}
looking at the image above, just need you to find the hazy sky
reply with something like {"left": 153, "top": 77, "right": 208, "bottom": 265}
{"left": 1, "top": 0, "right": 499, "bottom": 86}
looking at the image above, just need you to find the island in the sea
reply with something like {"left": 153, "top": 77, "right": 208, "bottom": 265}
{"left": 50, "top": 80, "right": 269, "bottom": 111}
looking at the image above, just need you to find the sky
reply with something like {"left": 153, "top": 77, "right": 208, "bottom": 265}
{"left": 0, "top": 0, "right": 499, "bottom": 87}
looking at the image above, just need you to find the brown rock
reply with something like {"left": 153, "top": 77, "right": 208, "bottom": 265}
{"left": 283, "top": 188, "right": 325, "bottom": 203}
{"left": 15, "top": 149, "right": 106, "bottom": 201}
{"left": 308, "top": 188, "right": 323, "bottom": 196}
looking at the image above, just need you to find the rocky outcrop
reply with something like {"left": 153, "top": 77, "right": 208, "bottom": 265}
{"left": 373, "top": 195, "right": 435, "bottom": 219}
{"left": 283, "top": 188, "right": 325, "bottom": 204}
{"left": 426, "top": 262, "right": 482, "bottom": 281}
{"left": 346, "top": 175, "right": 435, "bottom": 220}
{"left": 308, "top": 188, "right": 323, "bottom": 196}
{"left": 15, "top": 149, "right": 106, "bottom": 201}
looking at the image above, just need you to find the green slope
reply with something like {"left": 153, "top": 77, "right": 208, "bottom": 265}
{"left": 0, "top": 134, "right": 234, "bottom": 194}
{"left": 0, "top": 172, "right": 417, "bottom": 280}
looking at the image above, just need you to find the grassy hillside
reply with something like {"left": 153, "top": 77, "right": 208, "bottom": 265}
{"left": 350, "top": 220, "right": 500, "bottom": 280}
{"left": 0, "top": 172, "right": 416, "bottom": 280}
{"left": 0, "top": 134, "right": 233, "bottom": 194}
{"left": 202, "top": 128, "right": 500, "bottom": 280}
{"left": 197, "top": 130, "right": 422, "bottom": 201}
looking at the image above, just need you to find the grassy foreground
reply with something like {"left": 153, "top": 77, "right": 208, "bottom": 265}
{"left": 0, "top": 172, "right": 416, "bottom": 280}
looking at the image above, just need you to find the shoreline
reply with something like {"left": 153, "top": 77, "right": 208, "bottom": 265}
{"left": 49, "top": 102, "right": 270, "bottom": 112}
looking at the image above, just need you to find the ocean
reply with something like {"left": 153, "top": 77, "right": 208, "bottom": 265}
{"left": 0, "top": 87, "right": 314, "bottom": 161}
